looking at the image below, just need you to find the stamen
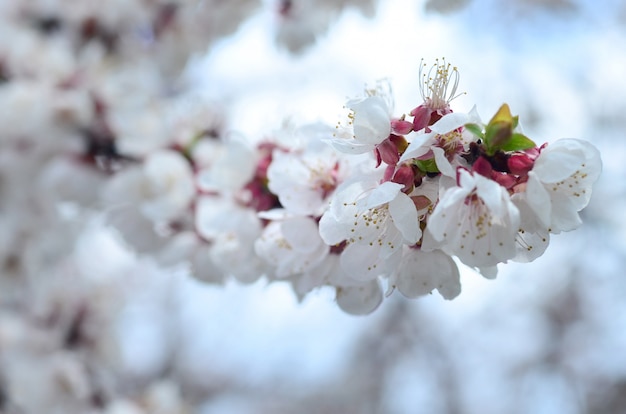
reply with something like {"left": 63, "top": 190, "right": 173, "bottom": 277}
{"left": 419, "top": 58, "right": 464, "bottom": 109}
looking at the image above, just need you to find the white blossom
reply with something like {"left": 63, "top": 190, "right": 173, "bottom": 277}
{"left": 319, "top": 176, "right": 420, "bottom": 281}
{"left": 524, "top": 138, "right": 602, "bottom": 233}
{"left": 197, "top": 135, "right": 258, "bottom": 193}
{"left": 398, "top": 107, "right": 480, "bottom": 176}
{"left": 195, "top": 196, "right": 268, "bottom": 283}
{"left": 103, "top": 149, "right": 195, "bottom": 224}
{"left": 330, "top": 84, "right": 393, "bottom": 154}
{"left": 266, "top": 140, "right": 343, "bottom": 216}
{"left": 425, "top": 168, "right": 520, "bottom": 268}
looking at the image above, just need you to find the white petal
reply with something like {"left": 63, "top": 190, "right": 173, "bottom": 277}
{"left": 349, "top": 96, "right": 391, "bottom": 146}
{"left": 365, "top": 181, "right": 403, "bottom": 209}
{"left": 257, "top": 208, "right": 291, "bottom": 221}
{"left": 475, "top": 175, "right": 506, "bottom": 217}
{"left": 429, "top": 112, "right": 470, "bottom": 134}
{"left": 318, "top": 211, "right": 346, "bottom": 245}
{"left": 340, "top": 242, "right": 386, "bottom": 281}
{"left": 398, "top": 132, "right": 435, "bottom": 163}
{"left": 467, "top": 105, "right": 483, "bottom": 124}
{"left": 549, "top": 193, "right": 582, "bottom": 233}
{"left": 389, "top": 192, "right": 420, "bottom": 244}
{"left": 336, "top": 279, "right": 383, "bottom": 315}
{"left": 525, "top": 172, "right": 552, "bottom": 229}
{"left": 329, "top": 177, "right": 375, "bottom": 219}
{"left": 533, "top": 139, "right": 586, "bottom": 183}
{"left": 432, "top": 146, "right": 455, "bottom": 177}
{"left": 395, "top": 249, "right": 460, "bottom": 299}
{"left": 427, "top": 187, "right": 467, "bottom": 241}
{"left": 328, "top": 139, "right": 374, "bottom": 154}
{"left": 477, "top": 266, "right": 498, "bottom": 279}
{"left": 282, "top": 216, "right": 321, "bottom": 253}
{"left": 457, "top": 167, "right": 476, "bottom": 189}
{"left": 513, "top": 230, "right": 550, "bottom": 262}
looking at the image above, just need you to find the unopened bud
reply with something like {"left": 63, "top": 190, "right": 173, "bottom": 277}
{"left": 377, "top": 136, "right": 400, "bottom": 166}
{"left": 508, "top": 153, "right": 535, "bottom": 176}
{"left": 391, "top": 119, "right": 413, "bottom": 135}
{"left": 392, "top": 165, "right": 415, "bottom": 192}
{"left": 472, "top": 156, "right": 493, "bottom": 178}
{"left": 410, "top": 105, "right": 432, "bottom": 132}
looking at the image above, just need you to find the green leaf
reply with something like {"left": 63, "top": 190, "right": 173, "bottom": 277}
{"left": 414, "top": 158, "right": 440, "bottom": 174}
{"left": 464, "top": 123, "right": 484, "bottom": 139}
{"left": 484, "top": 122, "right": 511, "bottom": 149}
{"left": 512, "top": 115, "right": 519, "bottom": 129}
{"left": 483, "top": 104, "right": 515, "bottom": 154}
{"left": 498, "top": 133, "right": 536, "bottom": 152}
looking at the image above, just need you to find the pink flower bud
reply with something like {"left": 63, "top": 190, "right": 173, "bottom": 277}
{"left": 508, "top": 153, "right": 534, "bottom": 176}
{"left": 410, "top": 105, "right": 432, "bottom": 132}
{"left": 383, "top": 164, "right": 395, "bottom": 182}
{"left": 493, "top": 172, "right": 517, "bottom": 190}
{"left": 391, "top": 119, "right": 413, "bottom": 135}
{"left": 389, "top": 134, "right": 408, "bottom": 154}
{"left": 392, "top": 165, "right": 415, "bottom": 192}
{"left": 377, "top": 137, "right": 400, "bottom": 166}
{"left": 411, "top": 195, "right": 432, "bottom": 211}
{"left": 472, "top": 156, "right": 493, "bottom": 178}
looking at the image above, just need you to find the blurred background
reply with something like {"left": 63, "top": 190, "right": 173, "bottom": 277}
{"left": 0, "top": 0, "right": 624, "bottom": 413}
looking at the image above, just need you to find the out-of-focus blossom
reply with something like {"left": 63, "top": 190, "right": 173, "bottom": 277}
{"left": 103, "top": 150, "right": 195, "bottom": 223}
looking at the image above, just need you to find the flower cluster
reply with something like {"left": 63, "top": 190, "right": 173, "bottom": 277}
{"left": 102, "top": 59, "right": 601, "bottom": 315}
{"left": 0, "top": 1, "right": 393, "bottom": 410}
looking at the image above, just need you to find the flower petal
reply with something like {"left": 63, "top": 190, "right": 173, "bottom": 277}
{"left": 336, "top": 279, "right": 383, "bottom": 315}
{"left": 398, "top": 132, "right": 435, "bottom": 163}
{"left": 430, "top": 112, "right": 470, "bottom": 134}
{"left": 365, "top": 181, "right": 403, "bottom": 209}
{"left": 389, "top": 192, "right": 420, "bottom": 244}
{"left": 348, "top": 96, "right": 392, "bottom": 146}
{"left": 394, "top": 249, "right": 460, "bottom": 300}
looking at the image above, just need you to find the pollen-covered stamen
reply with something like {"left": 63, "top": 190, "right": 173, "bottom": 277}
{"left": 410, "top": 59, "right": 464, "bottom": 132}
{"left": 419, "top": 58, "right": 462, "bottom": 110}
{"left": 428, "top": 168, "right": 520, "bottom": 267}
{"left": 436, "top": 129, "right": 464, "bottom": 156}
{"left": 347, "top": 205, "right": 399, "bottom": 252}
{"left": 463, "top": 196, "right": 494, "bottom": 241}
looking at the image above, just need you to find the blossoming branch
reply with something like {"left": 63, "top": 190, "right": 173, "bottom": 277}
{"left": 103, "top": 59, "right": 602, "bottom": 315}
